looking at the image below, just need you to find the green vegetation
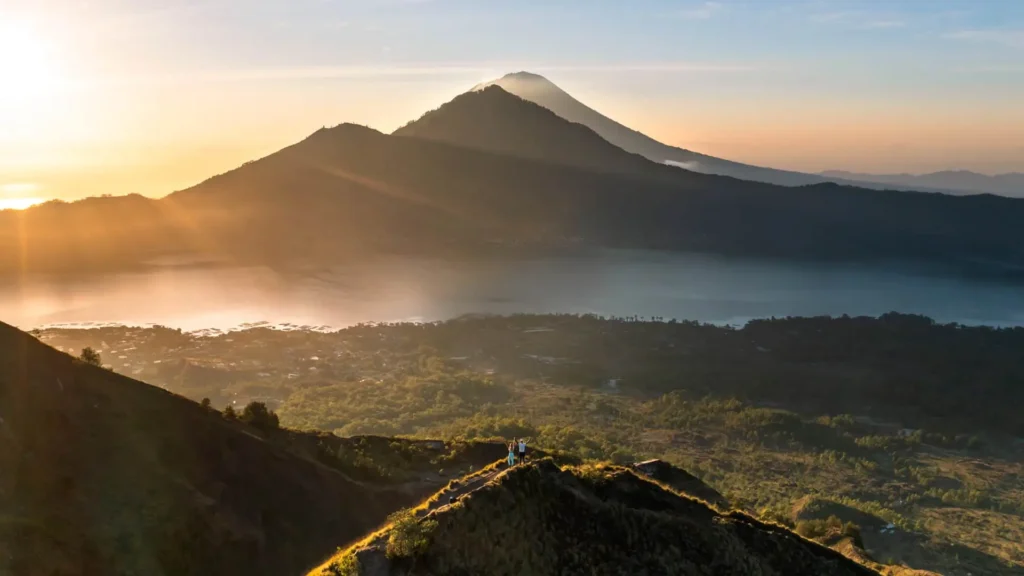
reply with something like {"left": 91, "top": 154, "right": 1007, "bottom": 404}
{"left": 79, "top": 346, "right": 101, "bottom": 366}
{"left": 796, "top": 516, "right": 864, "bottom": 548}
{"left": 385, "top": 509, "right": 437, "bottom": 559}
{"left": 239, "top": 401, "right": 280, "bottom": 430}
{"left": 38, "top": 314, "right": 1024, "bottom": 575}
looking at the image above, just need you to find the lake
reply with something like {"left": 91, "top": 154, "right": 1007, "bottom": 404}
{"left": 2, "top": 250, "right": 1023, "bottom": 331}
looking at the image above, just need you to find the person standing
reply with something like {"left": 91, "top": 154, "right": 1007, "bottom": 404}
{"left": 507, "top": 439, "right": 517, "bottom": 467}
{"left": 518, "top": 437, "right": 528, "bottom": 464}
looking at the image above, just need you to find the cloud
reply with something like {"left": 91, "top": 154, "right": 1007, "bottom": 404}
{"left": 677, "top": 1, "right": 723, "bottom": 20}
{"left": 947, "top": 30, "right": 1024, "bottom": 49}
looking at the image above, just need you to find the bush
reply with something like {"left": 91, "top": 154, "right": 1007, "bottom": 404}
{"left": 325, "top": 553, "right": 360, "bottom": 576}
{"left": 80, "top": 347, "right": 102, "bottom": 367}
{"left": 795, "top": 515, "right": 862, "bottom": 547}
{"left": 200, "top": 398, "right": 212, "bottom": 409}
{"left": 385, "top": 509, "right": 436, "bottom": 559}
{"left": 240, "top": 401, "right": 280, "bottom": 430}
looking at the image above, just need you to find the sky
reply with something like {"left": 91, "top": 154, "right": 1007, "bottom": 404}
{"left": 0, "top": 0, "right": 1022, "bottom": 207}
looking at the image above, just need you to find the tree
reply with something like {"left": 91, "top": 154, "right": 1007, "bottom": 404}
{"left": 223, "top": 405, "right": 237, "bottom": 420}
{"left": 200, "top": 398, "right": 212, "bottom": 409}
{"left": 80, "top": 347, "right": 102, "bottom": 367}
{"left": 240, "top": 401, "right": 280, "bottom": 430}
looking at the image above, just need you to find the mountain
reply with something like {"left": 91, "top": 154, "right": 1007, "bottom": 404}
{"left": 821, "top": 170, "right": 1024, "bottom": 198}
{"left": 473, "top": 72, "right": 839, "bottom": 187}
{"left": 313, "top": 460, "right": 880, "bottom": 576}
{"left": 0, "top": 319, "right": 496, "bottom": 575}
{"left": 475, "top": 72, "right": 1021, "bottom": 197}
{"left": 4, "top": 99, "right": 1024, "bottom": 281}
{"left": 393, "top": 85, "right": 665, "bottom": 177}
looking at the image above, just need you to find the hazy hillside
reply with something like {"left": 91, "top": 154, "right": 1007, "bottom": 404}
{"left": 821, "top": 170, "right": 1024, "bottom": 198}
{"left": 0, "top": 319, "right": 498, "bottom": 576}
{"left": 4, "top": 100, "right": 1024, "bottom": 280}
{"left": 315, "top": 460, "right": 880, "bottom": 576}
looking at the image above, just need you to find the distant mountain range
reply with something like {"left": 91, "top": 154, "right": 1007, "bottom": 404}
{"left": 478, "top": 72, "right": 1022, "bottom": 198}
{"left": 821, "top": 169, "right": 1024, "bottom": 198}
{"left": 2, "top": 78, "right": 1024, "bottom": 280}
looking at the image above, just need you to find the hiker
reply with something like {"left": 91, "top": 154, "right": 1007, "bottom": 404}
{"left": 518, "top": 437, "right": 529, "bottom": 464}
{"left": 507, "top": 439, "right": 517, "bottom": 467}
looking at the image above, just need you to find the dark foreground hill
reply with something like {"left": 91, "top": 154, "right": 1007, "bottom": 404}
{"left": 0, "top": 320, "right": 498, "bottom": 576}
{"left": 4, "top": 88, "right": 1024, "bottom": 279}
{"left": 314, "top": 460, "right": 879, "bottom": 576}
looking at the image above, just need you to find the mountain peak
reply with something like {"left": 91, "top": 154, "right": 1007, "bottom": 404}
{"left": 501, "top": 70, "right": 551, "bottom": 82}
{"left": 393, "top": 82, "right": 665, "bottom": 176}
{"left": 471, "top": 70, "right": 557, "bottom": 92}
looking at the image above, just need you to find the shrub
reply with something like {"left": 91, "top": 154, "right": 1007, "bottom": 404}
{"left": 240, "top": 401, "right": 280, "bottom": 430}
{"left": 325, "top": 553, "right": 360, "bottom": 576}
{"left": 80, "top": 347, "right": 102, "bottom": 367}
{"left": 795, "top": 515, "right": 862, "bottom": 546}
{"left": 385, "top": 509, "right": 436, "bottom": 559}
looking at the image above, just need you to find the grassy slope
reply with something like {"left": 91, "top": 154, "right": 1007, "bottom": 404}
{"left": 316, "top": 460, "right": 880, "bottom": 576}
{"left": 0, "top": 321, "right": 497, "bottom": 576}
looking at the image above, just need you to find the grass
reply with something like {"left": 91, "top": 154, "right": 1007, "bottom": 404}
{"left": 313, "top": 460, "right": 880, "bottom": 576}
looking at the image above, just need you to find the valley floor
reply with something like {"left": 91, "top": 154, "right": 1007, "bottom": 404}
{"left": 37, "top": 314, "right": 1024, "bottom": 576}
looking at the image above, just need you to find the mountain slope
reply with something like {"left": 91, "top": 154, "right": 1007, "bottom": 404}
{"left": 821, "top": 170, "right": 1024, "bottom": 198}
{"left": 393, "top": 85, "right": 670, "bottom": 177}
{"left": 475, "top": 72, "right": 1018, "bottom": 196}
{"left": 0, "top": 319, "right": 490, "bottom": 576}
{"left": 474, "top": 71, "right": 837, "bottom": 187}
{"left": 4, "top": 117, "right": 1024, "bottom": 280}
{"left": 314, "top": 461, "right": 880, "bottom": 576}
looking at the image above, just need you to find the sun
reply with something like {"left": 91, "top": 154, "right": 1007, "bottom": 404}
{"left": 0, "top": 19, "right": 61, "bottom": 113}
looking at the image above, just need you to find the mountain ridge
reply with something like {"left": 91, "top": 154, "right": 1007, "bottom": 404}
{"left": 394, "top": 85, "right": 669, "bottom": 177}
{"left": 821, "top": 169, "right": 1024, "bottom": 197}
{"left": 4, "top": 91, "right": 1024, "bottom": 280}
{"left": 314, "top": 460, "right": 881, "bottom": 576}
{"left": 474, "top": 72, "right": 842, "bottom": 187}
{"left": 479, "top": 72, "right": 1022, "bottom": 197}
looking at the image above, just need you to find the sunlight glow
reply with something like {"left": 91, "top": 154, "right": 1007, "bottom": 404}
{"left": 0, "top": 197, "right": 43, "bottom": 210}
{"left": 0, "top": 19, "right": 62, "bottom": 115}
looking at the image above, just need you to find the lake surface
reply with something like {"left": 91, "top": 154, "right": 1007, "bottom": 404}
{"left": 2, "top": 250, "right": 1023, "bottom": 331}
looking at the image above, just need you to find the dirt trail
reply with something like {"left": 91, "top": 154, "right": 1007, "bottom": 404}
{"left": 414, "top": 460, "right": 510, "bottom": 517}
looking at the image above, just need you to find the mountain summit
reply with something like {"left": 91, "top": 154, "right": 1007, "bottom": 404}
{"left": 473, "top": 72, "right": 836, "bottom": 187}
{"left": 394, "top": 85, "right": 687, "bottom": 179}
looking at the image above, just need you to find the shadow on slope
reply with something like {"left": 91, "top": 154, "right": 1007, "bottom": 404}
{"left": 0, "top": 320, "right": 494, "bottom": 576}
{"left": 632, "top": 458, "right": 730, "bottom": 508}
